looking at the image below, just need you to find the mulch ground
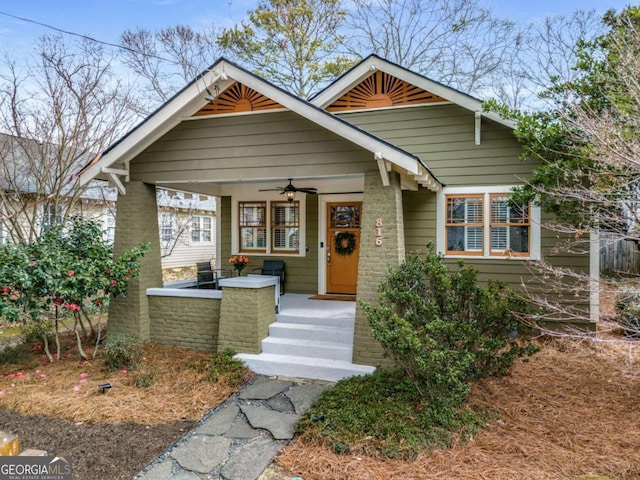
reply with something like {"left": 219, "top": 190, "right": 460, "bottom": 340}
{"left": 2, "top": 320, "right": 639, "bottom": 480}
{"left": 276, "top": 337, "right": 640, "bottom": 480}
{"left": 0, "top": 336, "right": 250, "bottom": 480}
{"left": 0, "top": 408, "right": 194, "bottom": 480}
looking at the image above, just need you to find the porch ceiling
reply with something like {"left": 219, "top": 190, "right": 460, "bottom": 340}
{"left": 151, "top": 174, "right": 365, "bottom": 198}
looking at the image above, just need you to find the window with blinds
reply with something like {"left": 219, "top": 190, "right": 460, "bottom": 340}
{"left": 445, "top": 193, "right": 531, "bottom": 257}
{"left": 271, "top": 201, "right": 299, "bottom": 253}
{"left": 446, "top": 195, "right": 484, "bottom": 255}
{"left": 239, "top": 202, "right": 267, "bottom": 252}
{"left": 490, "top": 195, "right": 529, "bottom": 256}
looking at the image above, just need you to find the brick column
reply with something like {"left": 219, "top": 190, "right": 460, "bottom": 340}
{"left": 108, "top": 182, "right": 163, "bottom": 341}
{"left": 218, "top": 277, "right": 277, "bottom": 353}
{"left": 353, "top": 170, "right": 405, "bottom": 366}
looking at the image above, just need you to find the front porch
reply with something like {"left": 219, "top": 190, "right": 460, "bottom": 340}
{"left": 145, "top": 280, "right": 375, "bottom": 381}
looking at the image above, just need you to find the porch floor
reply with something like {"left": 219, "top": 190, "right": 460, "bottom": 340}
{"left": 279, "top": 293, "right": 356, "bottom": 318}
{"left": 235, "top": 294, "right": 375, "bottom": 382}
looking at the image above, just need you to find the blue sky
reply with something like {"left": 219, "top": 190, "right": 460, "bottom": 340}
{"left": 0, "top": 0, "right": 633, "bottom": 56}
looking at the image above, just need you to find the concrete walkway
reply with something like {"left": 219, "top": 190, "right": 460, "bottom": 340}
{"left": 133, "top": 375, "right": 330, "bottom": 480}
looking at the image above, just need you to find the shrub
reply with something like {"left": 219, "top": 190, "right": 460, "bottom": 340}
{"left": 362, "top": 246, "right": 536, "bottom": 410}
{"left": 298, "top": 369, "right": 485, "bottom": 459}
{"left": 0, "top": 343, "right": 29, "bottom": 366}
{"left": 615, "top": 292, "right": 640, "bottom": 337}
{"left": 103, "top": 334, "right": 142, "bottom": 371}
{"left": 0, "top": 217, "right": 149, "bottom": 362}
{"left": 22, "top": 321, "right": 54, "bottom": 347}
{"left": 195, "top": 348, "right": 248, "bottom": 388}
{"left": 133, "top": 369, "right": 156, "bottom": 388}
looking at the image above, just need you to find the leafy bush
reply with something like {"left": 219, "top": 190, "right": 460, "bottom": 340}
{"left": 103, "top": 334, "right": 142, "bottom": 371}
{"left": 0, "top": 217, "right": 149, "bottom": 362}
{"left": 195, "top": 348, "right": 248, "bottom": 388}
{"left": 298, "top": 248, "right": 536, "bottom": 460}
{"left": 615, "top": 292, "right": 640, "bottom": 337}
{"left": 362, "top": 246, "right": 536, "bottom": 411}
{"left": 0, "top": 343, "right": 29, "bottom": 366}
{"left": 298, "top": 369, "right": 485, "bottom": 459}
{"left": 22, "top": 321, "right": 54, "bottom": 347}
{"left": 134, "top": 369, "right": 156, "bottom": 388}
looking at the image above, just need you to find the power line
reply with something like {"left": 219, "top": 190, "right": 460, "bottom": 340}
{"left": 0, "top": 9, "right": 176, "bottom": 64}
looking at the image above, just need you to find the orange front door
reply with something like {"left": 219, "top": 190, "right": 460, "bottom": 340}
{"left": 326, "top": 202, "right": 362, "bottom": 294}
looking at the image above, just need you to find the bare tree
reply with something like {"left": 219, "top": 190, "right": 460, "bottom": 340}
{"left": 347, "top": 0, "right": 522, "bottom": 97}
{"left": 156, "top": 189, "right": 205, "bottom": 259}
{"left": 0, "top": 35, "right": 137, "bottom": 244}
{"left": 120, "top": 25, "right": 222, "bottom": 111}
{"left": 515, "top": 10, "right": 606, "bottom": 110}
{"left": 498, "top": 8, "right": 640, "bottom": 337}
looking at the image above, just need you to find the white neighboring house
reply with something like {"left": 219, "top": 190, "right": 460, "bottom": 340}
{"left": 0, "top": 133, "right": 216, "bottom": 269}
{"left": 55, "top": 182, "right": 217, "bottom": 270}
{"left": 155, "top": 188, "right": 217, "bottom": 269}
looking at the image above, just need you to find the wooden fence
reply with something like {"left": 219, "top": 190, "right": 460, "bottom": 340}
{"left": 600, "top": 233, "right": 640, "bottom": 275}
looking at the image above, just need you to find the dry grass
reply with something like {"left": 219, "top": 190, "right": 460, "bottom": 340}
{"left": 277, "top": 339, "right": 640, "bottom": 480}
{"left": 0, "top": 340, "right": 246, "bottom": 424}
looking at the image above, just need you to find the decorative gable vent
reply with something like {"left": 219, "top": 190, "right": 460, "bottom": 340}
{"left": 326, "top": 71, "right": 445, "bottom": 112}
{"left": 192, "top": 82, "right": 283, "bottom": 116}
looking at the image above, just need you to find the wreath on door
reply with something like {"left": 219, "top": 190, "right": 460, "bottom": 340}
{"left": 334, "top": 231, "right": 357, "bottom": 256}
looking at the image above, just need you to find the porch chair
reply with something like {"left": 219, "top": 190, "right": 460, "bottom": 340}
{"left": 253, "top": 260, "right": 285, "bottom": 295}
{"left": 196, "top": 261, "right": 228, "bottom": 289}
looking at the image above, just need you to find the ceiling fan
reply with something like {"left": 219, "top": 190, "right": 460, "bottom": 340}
{"left": 259, "top": 178, "right": 318, "bottom": 201}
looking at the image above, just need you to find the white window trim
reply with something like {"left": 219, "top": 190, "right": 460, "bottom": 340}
{"left": 437, "top": 185, "right": 541, "bottom": 260}
{"left": 191, "top": 214, "right": 214, "bottom": 245}
{"left": 103, "top": 209, "right": 116, "bottom": 244}
{"left": 159, "top": 212, "right": 175, "bottom": 243}
{"left": 231, "top": 197, "right": 306, "bottom": 257}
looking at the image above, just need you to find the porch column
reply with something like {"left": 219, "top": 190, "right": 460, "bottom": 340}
{"left": 353, "top": 170, "right": 405, "bottom": 366}
{"left": 108, "top": 181, "right": 163, "bottom": 341}
{"left": 218, "top": 277, "right": 278, "bottom": 353}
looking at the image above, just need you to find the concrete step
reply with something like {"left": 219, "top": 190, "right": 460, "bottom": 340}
{"left": 235, "top": 353, "right": 375, "bottom": 382}
{"left": 276, "top": 313, "right": 354, "bottom": 328}
{"left": 268, "top": 323, "right": 353, "bottom": 344}
{"left": 261, "top": 337, "right": 353, "bottom": 362}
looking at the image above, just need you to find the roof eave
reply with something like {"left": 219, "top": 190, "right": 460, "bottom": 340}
{"left": 80, "top": 58, "right": 444, "bottom": 191}
{"left": 311, "top": 55, "right": 515, "bottom": 130}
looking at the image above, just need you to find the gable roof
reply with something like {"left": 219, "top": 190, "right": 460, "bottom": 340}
{"left": 79, "top": 57, "right": 442, "bottom": 191}
{"left": 0, "top": 132, "right": 101, "bottom": 198}
{"left": 311, "top": 54, "right": 515, "bottom": 129}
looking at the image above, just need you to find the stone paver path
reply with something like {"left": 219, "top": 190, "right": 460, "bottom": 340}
{"left": 133, "top": 375, "right": 329, "bottom": 480}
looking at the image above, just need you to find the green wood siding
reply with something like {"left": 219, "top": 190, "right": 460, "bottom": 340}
{"left": 402, "top": 189, "right": 590, "bottom": 315}
{"left": 221, "top": 194, "right": 318, "bottom": 294}
{"left": 338, "top": 104, "right": 534, "bottom": 186}
{"left": 129, "top": 111, "right": 376, "bottom": 183}
{"left": 384, "top": 103, "right": 592, "bottom": 318}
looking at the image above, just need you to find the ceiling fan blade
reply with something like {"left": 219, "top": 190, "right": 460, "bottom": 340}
{"left": 258, "top": 188, "right": 284, "bottom": 192}
{"left": 296, "top": 187, "right": 318, "bottom": 194}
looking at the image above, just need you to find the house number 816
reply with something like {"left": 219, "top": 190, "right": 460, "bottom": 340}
{"left": 375, "top": 218, "right": 383, "bottom": 246}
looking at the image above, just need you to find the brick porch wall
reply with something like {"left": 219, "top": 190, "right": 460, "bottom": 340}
{"left": 148, "top": 296, "right": 221, "bottom": 351}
